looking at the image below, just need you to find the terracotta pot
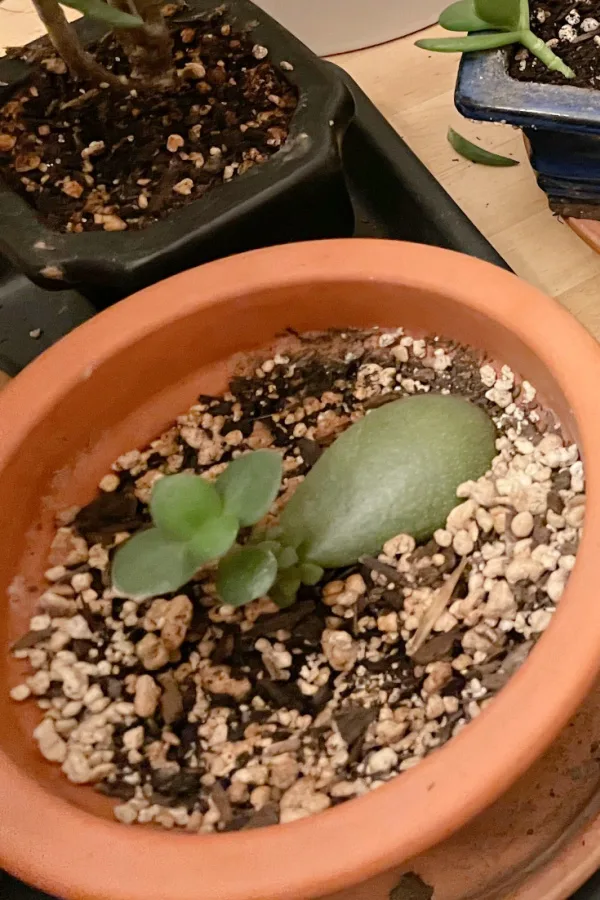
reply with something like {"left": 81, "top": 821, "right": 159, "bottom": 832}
{"left": 1, "top": 239, "right": 600, "bottom": 900}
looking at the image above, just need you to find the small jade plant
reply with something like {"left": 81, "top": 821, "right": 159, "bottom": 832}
{"left": 112, "top": 394, "right": 496, "bottom": 607}
{"left": 112, "top": 450, "right": 286, "bottom": 604}
{"left": 416, "top": 0, "right": 575, "bottom": 79}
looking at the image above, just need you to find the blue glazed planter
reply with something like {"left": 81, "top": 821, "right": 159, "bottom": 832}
{"left": 455, "top": 48, "right": 600, "bottom": 219}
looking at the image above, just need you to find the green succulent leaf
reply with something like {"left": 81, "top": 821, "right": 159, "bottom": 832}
{"left": 150, "top": 473, "right": 222, "bottom": 541}
{"left": 439, "top": 0, "right": 491, "bottom": 32}
{"left": 520, "top": 30, "right": 575, "bottom": 78}
{"left": 424, "top": 0, "right": 574, "bottom": 77}
{"left": 280, "top": 394, "right": 496, "bottom": 569}
{"left": 271, "top": 569, "right": 302, "bottom": 608}
{"left": 299, "top": 562, "right": 324, "bottom": 586}
{"left": 276, "top": 546, "right": 299, "bottom": 570}
{"left": 217, "top": 546, "right": 278, "bottom": 607}
{"left": 254, "top": 540, "right": 282, "bottom": 556}
{"left": 448, "top": 128, "right": 519, "bottom": 166}
{"left": 251, "top": 526, "right": 283, "bottom": 545}
{"left": 474, "top": 0, "right": 526, "bottom": 30}
{"left": 216, "top": 450, "right": 283, "bottom": 527}
{"left": 112, "top": 528, "right": 201, "bottom": 600}
{"left": 416, "top": 31, "right": 520, "bottom": 52}
{"left": 60, "top": 0, "right": 143, "bottom": 28}
{"left": 186, "top": 513, "right": 239, "bottom": 566}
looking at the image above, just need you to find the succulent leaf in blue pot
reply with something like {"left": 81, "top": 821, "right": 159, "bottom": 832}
{"left": 418, "top": 0, "right": 600, "bottom": 220}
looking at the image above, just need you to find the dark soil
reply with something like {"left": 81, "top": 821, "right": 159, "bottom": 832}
{"left": 510, "top": 1, "right": 600, "bottom": 89}
{"left": 0, "top": 8, "right": 297, "bottom": 233}
{"left": 74, "top": 331, "right": 495, "bottom": 811}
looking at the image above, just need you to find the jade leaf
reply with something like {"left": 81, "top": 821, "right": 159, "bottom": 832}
{"left": 150, "top": 473, "right": 222, "bottom": 541}
{"left": 280, "top": 394, "right": 496, "bottom": 569}
{"left": 60, "top": 0, "right": 143, "bottom": 27}
{"left": 439, "top": 0, "right": 491, "bottom": 32}
{"left": 255, "top": 539, "right": 282, "bottom": 555}
{"left": 216, "top": 450, "right": 283, "bottom": 527}
{"left": 277, "top": 546, "right": 299, "bottom": 570}
{"left": 416, "top": 31, "right": 520, "bottom": 52}
{"left": 520, "top": 31, "right": 576, "bottom": 78}
{"left": 254, "top": 540, "right": 282, "bottom": 559}
{"left": 299, "top": 562, "right": 324, "bottom": 586}
{"left": 112, "top": 528, "right": 201, "bottom": 600}
{"left": 271, "top": 570, "right": 302, "bottom": 608}
{"left": 474, "top": 0, "right": 526, "bottom": 30}
{"left": 448, "top": 128, "right": 519, "bottom": 166}
{"left": 424, "top": 0, "right": 573, "bottom": 77}
{"left": 186, "top": 513, "right": 239, "bottom": 566}
{"left": 217, "top": 546, "right": 278, "bottom": 607}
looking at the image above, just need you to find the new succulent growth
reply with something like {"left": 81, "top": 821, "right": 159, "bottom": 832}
{"left": 112, "top": 394, "right": 496, "bottom": 609}
{"left": 416, "top": 0, "right": 575, "bottom": 79}
{"left": 112, "top": 450, "right": 284, "bottom": 603}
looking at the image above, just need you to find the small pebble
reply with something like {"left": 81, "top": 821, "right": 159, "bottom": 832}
{"left": 511, "top": 511, "right": 534, "bottom": 538}
{"left": 99, "top": 473, "right": 120, "bottom": 492}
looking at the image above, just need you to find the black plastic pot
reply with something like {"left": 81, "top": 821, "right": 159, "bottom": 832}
{"left": 0, "top": 0, "right": 354, "bottom": 300}
{"left": 0, "top": 67, "right": 508, "bottom": 377}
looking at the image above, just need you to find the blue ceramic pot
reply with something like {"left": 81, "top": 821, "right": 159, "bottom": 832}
{"left": 455, "top": 48, "right": 600, "bottom": 219}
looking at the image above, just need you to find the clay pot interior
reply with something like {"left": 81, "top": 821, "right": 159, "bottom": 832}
{"left": 0, "top": 240, "right": 598, "bottom": 900}
{"left": 0, "top": 273, "right": 583, "bottom": 806}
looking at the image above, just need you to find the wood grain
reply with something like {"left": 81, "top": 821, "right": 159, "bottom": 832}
{"left": 2, "top": 10, "right": 600, "bottom": 339}
{"left": 336, "top": 30, "right": 600, "bottom": 340}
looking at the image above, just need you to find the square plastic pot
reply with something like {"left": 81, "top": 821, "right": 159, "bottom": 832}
{"left": 0, "top": 0, "right": 354, "bottom": 297}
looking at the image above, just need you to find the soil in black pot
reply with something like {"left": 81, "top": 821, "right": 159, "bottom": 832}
{"left": 510, "top": 1, "right": 600, "bottom": 88}
{"left": 0, "top": 7, "right": 297, "bottom": 233}
{"left": 9, "top": 328, "right": 585, "bottom": 832}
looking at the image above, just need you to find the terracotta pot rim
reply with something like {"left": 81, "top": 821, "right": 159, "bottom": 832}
{"left": 2, "top": 239, "right": 600, "bottom": 900}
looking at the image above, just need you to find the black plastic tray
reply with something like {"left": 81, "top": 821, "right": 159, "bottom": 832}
{"left": 0, "top": 66, "right": 507, "bottom": 377}
{"left": 5, "top": 67, "right": 570, "bottom": 900}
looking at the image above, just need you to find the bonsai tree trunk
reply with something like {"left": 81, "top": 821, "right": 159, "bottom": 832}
{"left": 33, "top": 0, "right": 174, "bottom": 91}
{"left": 32, "top": 0, "right": 123, "bottom": 87}
{"left": 110, "top": 0, "right": 175, "bottom": 88}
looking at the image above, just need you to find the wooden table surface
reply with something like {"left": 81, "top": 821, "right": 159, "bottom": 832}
{"left": 2, "top": 9, "right": 600, "bottom": 339}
